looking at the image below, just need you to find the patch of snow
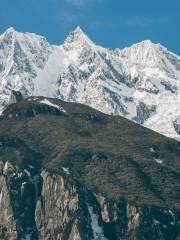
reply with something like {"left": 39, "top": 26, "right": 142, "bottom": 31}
{"left": 87, "top": 203, "right": 107, "bottom": 240}
{"left": 154, "top": 158, "right": 163, "bottom": 164}
{"left": 150, "top": 147, "right": 155, "bottom": 153}
{"left": 11, "top": 172, "right": 16, "bottom": 178}
{"left": 33, "top": 45, "right": 66, "bottom": 97}
{"left": 168, "top": 210, "right": 175, "bottom": 220}
{"left": 62, "top": 167, "right": 70, "bottom": 175}
{"left": 163, "top": 224, "right": 167, "bottom": 229}
{"left": 153, "top": 219, "right": 160, "bottom": 225}
{"left": 18, "top": 172, "right": 24, "bottom": 178}
{"left": 28, "top": 97, "right": 39, "bottom": 101}
{"left": 40, "top": 99, "right": 66, "bottom": 113}
{"left": 54, "top": 182, "right": 58, "bottom": 192}
{"left": 22, "top": 181, "right": 27, "bottom": 186}
{"left": 25, "top": 234, "right": 31, "bottom": 240}
{"left": 24, "top": 169, "right": 31, "bottom": 177}
{"left": 149, "top": 147, "right": 163, "bottom": 164}
{"left": 28, "top": 165, "right": 35, "bottom": 169}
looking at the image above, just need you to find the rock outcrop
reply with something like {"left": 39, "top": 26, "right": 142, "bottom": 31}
{"left": 174, "top": 118, "right": 180, "bottom": 135}
{"left": 0, "top": 161, "right": 179, "bottom": 240}
{"left": 9, "top": 90, "right": 23, "bottom": 105}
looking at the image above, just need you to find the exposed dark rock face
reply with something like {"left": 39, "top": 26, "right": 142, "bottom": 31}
{"left": 0, "top": 96, "right": 179, "bottom": 239}
{"left": 161, "top": 80, "right": 178, "bottom": 93}
{"left": 9, "top": 90, "right": 23, "bottom": 105}
{"left": 133, "top": 102, "right": 156, "bottom": 124}
{"left": 0, "top": 161, "right": 41, "bottom": 239}
{"left": 174, "top": 118, "right": 180, "bottom": 135}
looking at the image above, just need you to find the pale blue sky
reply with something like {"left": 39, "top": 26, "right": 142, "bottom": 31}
{"left": 0, "top": 0, "right": 179, "bottom": 54}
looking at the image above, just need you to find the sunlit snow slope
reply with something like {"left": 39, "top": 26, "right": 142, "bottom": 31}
{"left": 0, "top": 26, "right": 180, "bottom": 139}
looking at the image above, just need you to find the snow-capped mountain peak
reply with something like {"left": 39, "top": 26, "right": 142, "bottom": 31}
{"left": 118, "top": 40, "right": 162, "bottom": 66}
{"left": 0, "top": 27, "right": 179, "bottom": 140}
{"left": 0, "top": 27, "right": 16, "bottom": 46}
{"left": 71, "top": 25, "right": 86, "bottom": 37}
{"left": 63, "top": 26, "right": 94, "bottom": 50}
{"left": 3, "top": 27, "right": 16, "bottom": 35}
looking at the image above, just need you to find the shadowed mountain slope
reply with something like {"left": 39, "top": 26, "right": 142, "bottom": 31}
{"left": 0, "top": 95, "right": 179, "bottom": 239}
{"left": 1, "top": 96, "right": 179, "bottom": 208}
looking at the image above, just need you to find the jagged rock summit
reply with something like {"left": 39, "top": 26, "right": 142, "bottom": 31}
{"left": 0, "top": 96, "right": 179, "bottom": 239}
{"left": 9, "top": 90, "right": 23, "bottom": 104}
{"left": 0, "top": 26, "right": 179, "bottom": 140}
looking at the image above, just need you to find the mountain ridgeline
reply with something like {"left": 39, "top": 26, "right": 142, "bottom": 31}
{"left": 0, "top": 27, "right": 180, "bottom": 140}
{"left": 0, "top": 93, "right": 179, "bottom": 239}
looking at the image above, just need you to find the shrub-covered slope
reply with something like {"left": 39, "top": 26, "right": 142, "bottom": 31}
{"left": 0, "top": 95, "right": 179, "bottom": 239}
{"left": 1, "top": 96, "right": 179, "bottom": 209}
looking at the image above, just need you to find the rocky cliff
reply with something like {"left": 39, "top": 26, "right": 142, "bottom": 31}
{"left": 0, "top": 160, "right": 179, "bottom": 240}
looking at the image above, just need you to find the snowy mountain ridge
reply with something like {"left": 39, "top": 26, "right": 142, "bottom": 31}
{"left": 0, "top": 26, "right": 180, "bottom": 139}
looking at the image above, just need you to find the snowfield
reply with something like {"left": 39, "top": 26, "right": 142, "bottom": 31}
{"left": 40, "top": 99, "right": 66, "bottom": 113}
